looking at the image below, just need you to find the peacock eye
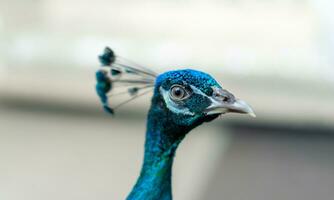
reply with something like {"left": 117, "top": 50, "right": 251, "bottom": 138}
{"left": 169, "top": 85, "right": 190, "bottom": 101}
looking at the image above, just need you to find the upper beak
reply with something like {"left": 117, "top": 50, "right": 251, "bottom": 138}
{"left": 205, "top": 98, "right": 256, "bottom": 118}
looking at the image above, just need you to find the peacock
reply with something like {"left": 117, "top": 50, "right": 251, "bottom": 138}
{"left": 95, "top": 47, "right": 255, "bottom": 200}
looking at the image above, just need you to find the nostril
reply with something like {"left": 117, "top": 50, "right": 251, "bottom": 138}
{"left": 212, "top": 88, "right": 232, "bottom": 102}
{"left": 222, "top": 96, "right": 229, "bottom": 102}
{"left": 213, "top": 93, "right": 229, "bottom": 102}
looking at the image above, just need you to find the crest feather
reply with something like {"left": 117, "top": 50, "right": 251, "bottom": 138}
{"left": 95, "top": 47, "right": 157, "bottom": 114}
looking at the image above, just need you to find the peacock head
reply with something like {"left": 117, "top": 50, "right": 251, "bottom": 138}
{"left": 96, "top": 47, "right": 255, "bottom": 133}
{"left": 148, "top": 69, "right": 255, "bottom": 132}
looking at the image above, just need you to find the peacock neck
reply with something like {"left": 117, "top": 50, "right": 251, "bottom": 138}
{"left": 126, "top": 107, "right": 187, "bottom": 200}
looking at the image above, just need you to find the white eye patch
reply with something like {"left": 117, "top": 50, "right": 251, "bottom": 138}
{"left": 160, "top": 86, "right": 195, "bottom": 116}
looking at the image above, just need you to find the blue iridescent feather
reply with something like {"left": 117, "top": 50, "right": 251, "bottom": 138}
{"left": 95, "top": 47, "right": 155, "bottom": 115}
{"left": 99, "top": 47, "right": 115, "bottom": 66}
{"left": 95, "top": 71, "right": 111, "bottom": 104}
{"left": 126, "top": 70, "right": 221, "bottom": 200}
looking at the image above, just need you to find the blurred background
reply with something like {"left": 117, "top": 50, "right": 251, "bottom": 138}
{"left": 1, "top": 0, "right": 334, "bottom": 199}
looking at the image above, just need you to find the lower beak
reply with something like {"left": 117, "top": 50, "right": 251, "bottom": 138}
{"left": 205, "top": 99, "right": 256, "bottom": 117}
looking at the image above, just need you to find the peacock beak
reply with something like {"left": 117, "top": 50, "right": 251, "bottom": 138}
{"left": 204, "top": 88, "right": 256, "bottom": 117}
{"left": 205, "top": 99, "right": 256, "bottom": 117}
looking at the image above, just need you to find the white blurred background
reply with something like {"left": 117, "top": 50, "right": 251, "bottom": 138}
{"left": 0, "top": 0, "right": 334, "bottom": 200}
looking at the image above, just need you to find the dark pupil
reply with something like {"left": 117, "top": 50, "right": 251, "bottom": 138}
{"left": 173, "top": 87, "right": 183, "bottom": 98}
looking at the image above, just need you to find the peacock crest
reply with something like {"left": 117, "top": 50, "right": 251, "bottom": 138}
{"left": 95, "top": 47, "right": 157, "bottom": 114}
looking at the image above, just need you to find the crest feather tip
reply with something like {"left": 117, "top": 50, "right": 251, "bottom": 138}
{"left": 103, "top": 105, "right": 115, "bottom": 115}
{"left": 99, "top": 47, "right": 115, "bottom": 66}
